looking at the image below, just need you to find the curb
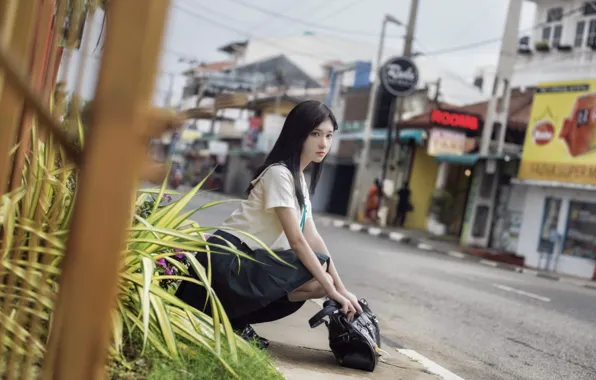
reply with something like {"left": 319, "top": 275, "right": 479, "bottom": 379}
{"left": 309, "top": 299, "right": 464, "bottom": 380}
{"left": 317, "top": 217, "right": 596, "bottom": 291}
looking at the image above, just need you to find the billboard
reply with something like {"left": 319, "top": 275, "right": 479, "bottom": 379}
{"left": 518, "top": 79, "right": 596, "bottom": 185}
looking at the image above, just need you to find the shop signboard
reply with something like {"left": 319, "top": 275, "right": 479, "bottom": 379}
{"left": 519, "top": 79, "right": 596, "bottom": 185}
{"left": 429, "top": 108, "right": 482, "bottom": 135}
{"left": 427, "top": 128, "right": 466, "bottom": 156}
{"left": 380, "top": 56, "right": 419, "bottom": 97}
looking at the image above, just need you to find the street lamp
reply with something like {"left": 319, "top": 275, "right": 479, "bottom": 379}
{"left": 348, "top": 14, "right": 404, "bottom": 221}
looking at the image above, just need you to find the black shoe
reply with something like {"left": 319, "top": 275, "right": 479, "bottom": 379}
{"left": 236, "top": 324, "right": 270, "bottom": 350}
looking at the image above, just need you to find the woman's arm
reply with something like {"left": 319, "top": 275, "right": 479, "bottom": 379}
{"left": 303, "top": 218, "right": 346, "bottom": 291}
{"left": 275, "top": 207, "right": 335, "bottom": 294}
{"left": 303, "top": 218, "right": 363, "bottom": 313}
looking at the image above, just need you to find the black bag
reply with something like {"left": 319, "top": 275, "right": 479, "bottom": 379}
{"left": 309, "top": 298, "right": 381, "bottom": 372}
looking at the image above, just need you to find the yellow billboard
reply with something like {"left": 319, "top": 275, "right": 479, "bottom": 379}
{"left": 519, "top": 79, "right": 596, "bottom": 185}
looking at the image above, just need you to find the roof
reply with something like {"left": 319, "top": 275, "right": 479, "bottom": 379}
{"left": 231, "top": 54, "right": 321, "bottom": 89}
{"left": 240, "top": 35, "right": 488, "bottom": 105}
{"left": 182, "top": 60, "right": 234, "bottom": 76}
{"left": 200, "top": 61, "right": 234, "bottom": 71}
{"left": 399, "top": 88, "right": 535, "bottom": 131}
{"left": 218, "top": 40, "right": 248, "bottom": 55}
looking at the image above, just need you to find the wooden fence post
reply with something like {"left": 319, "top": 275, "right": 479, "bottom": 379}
{"left": 41, "top": 2, "right": 171, "bottom": 379}
{"left": 0, "top": 0, "right": 39, "bottom": 192}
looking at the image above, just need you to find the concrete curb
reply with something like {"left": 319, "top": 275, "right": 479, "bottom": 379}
{"left": 309, "top": 299, "right": 464, "bottom": 380}
{"left": 317, "top": 217, "right": 596, "bottom": 292}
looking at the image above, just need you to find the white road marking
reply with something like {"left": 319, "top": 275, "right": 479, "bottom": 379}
{"left": 368, "top": 227, "right": 381, "bottom": 236}
{"left": 397, "top": 348, "right": 466, "bottom": 380}
{"left": 447, "top": 251, "right": 466, "bottom": 259}
{"left": 479, "top": 259, "right": 498, "bottom": 267}
{"left": 493, "top": 283, "right": 551, "bottom": 302}
{"left": 417, "top": 243, "right": 434, "bottom": 251}
{"left": 309, "top": 300, "right": 467, "bottom": 380}
{"left": 523, "top": 268, "right": 538, "bottom": 276}
{"left": 389, "top": 232, "right": 405, "bottom": 241}
{"left": 349, "top": 223, "right": 363, "bottom": 232}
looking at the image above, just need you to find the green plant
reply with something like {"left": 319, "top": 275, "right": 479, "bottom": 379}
{"left": 0, "top": 101, "right": 281, "bottom": 378}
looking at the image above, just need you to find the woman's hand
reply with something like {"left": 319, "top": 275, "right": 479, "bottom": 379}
{"left": 339, "top": 289, "right": 363, "bottom": 314}
{"left": 327, "top": 289, "right": 356, "bottom": 318}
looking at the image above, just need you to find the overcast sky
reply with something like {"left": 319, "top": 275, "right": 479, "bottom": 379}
{"left": 64, "top": 0, "right": 537, "bottom": 105}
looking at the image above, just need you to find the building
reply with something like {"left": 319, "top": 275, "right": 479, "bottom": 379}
{"left": 515, "top": 79, "right": 596, "bottom": 280}
{"left": 472, "top": 1, "right": 596, "bottom": 280}
{"left": 179, "top": 35, "right": 488, "bottom": 211}
{"left": 474, "top": 1, "right": 596, "bottom": 92}
{"left": 390, "top": 89, "right": 532, "bottom": 239}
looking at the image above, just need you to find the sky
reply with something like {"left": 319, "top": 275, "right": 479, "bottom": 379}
{"left": 62, "top": 0, "right": 538, "bottom": 106}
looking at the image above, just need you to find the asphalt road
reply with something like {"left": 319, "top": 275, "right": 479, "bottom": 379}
{"left": 176, "top": 191, "right": 596, "bottom": 380}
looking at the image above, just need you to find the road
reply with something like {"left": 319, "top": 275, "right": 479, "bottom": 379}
{"left": 177, "top": 191, "right": 596, "bottom": 380}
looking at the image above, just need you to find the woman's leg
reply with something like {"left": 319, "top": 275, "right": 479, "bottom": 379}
{"left": 287, "top": 262, "right": 333, "bottom": 302}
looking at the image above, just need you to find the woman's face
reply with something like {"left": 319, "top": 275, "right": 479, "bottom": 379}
{"left": 301, "top": 119, "right": 334, "bottom": 164}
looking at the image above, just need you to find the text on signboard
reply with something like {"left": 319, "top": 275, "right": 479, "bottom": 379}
{"left": 430, "top": 109, "right": 480, "bottom": 132}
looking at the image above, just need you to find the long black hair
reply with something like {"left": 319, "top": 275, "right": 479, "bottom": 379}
{"left": 247, "top": 100, "right": 338, "bottom": 210}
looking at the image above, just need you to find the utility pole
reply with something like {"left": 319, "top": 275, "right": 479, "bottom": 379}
{"left": 461, "top": 0, "right": 522, "bottom": 248}
{"left": 433, "top": 78, "right": 442, "bottom": 106}
{"left": 164, "top": 72, "right": 175, "bottom": 107}
{"left": 378, "top": 0, "right": 420, "bottom": 226}
{"left": 348, "top": 13, "right": 403, "bottom": 220}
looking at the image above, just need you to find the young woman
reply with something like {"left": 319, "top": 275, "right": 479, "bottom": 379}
{"left": 176, "top": 100, "right": 362, "bottom": 348}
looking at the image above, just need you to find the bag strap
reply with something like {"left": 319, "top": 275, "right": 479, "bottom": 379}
{"left": 308, "top": 300, "right": 341, "bottom": 328}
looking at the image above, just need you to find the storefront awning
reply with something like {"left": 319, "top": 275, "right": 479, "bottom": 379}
{"left": 398, "top": 129, "right": 427, "bottom": 145}
{"left": 434, "top": 153, "right": 519, "bottom": 166}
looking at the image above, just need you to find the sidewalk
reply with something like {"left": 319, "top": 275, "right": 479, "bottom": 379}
{"left": 315, "top": 215, "right": 596, "bottom": 291}
{"left": 253, "top": 300, "right": 441, "bottom": 380}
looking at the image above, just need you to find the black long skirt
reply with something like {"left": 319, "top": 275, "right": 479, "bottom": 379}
{"left": 175, "top": 230, "right": 330, "bottom": 327}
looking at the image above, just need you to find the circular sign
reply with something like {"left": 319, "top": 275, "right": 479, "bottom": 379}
{"left": 532, "top": 120, "right": 555, "bottom": 146}
{"left": 380, "top": 56, "right": 419, "bottom": 97}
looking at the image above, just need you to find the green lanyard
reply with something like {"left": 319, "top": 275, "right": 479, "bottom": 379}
{"left": 300, "top": 206, "right": 306, "bottom": 232}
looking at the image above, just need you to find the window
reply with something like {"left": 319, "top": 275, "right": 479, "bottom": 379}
{"left": 547, "top": 7, "right": 563, "bottom": 22}
{"left": 537, "top": 197, "right": 562, "bottom": 255}
{"left": 472, "top": 205, "right": 489, "bottom": 238}
{"left": 583, "top": 1, "right": 596, "bottom": 16}
{"left": 563, "top": 201, "right": 596, "bottom": 260}
{"left": 588, "top": 19, "right": 596, "bottom": 47}
{"left": 575, "top": 21, "right": 586, "bottom": 47}
{"left": 553, "top": 25, "right": 563, "bottom": 46}
{"left": 541, "top": 26, "right": 552, "bottom": 42}
{"left": 542, "top": 7, "right": 564, "bottom": 45}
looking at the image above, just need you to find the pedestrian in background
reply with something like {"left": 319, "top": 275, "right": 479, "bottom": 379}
{"left": 393, "top": 181, "right": 412, "bottom": 227}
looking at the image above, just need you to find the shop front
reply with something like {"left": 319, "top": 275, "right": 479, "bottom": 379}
{"left": 396, "top": 108, "right": 482, "bottom": 236}
{"left": 514, "top": 79, "right": 596, "bottom": 280}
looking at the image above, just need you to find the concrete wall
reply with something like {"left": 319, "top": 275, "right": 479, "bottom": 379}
{"left": 309, "top": 163, "right": 336, "bottom": 213}
{"left": 404, "top": 146, "right": 439, "bottom": 230}
{"left": 223, "top": 155, "right": 253, "bottom": 196}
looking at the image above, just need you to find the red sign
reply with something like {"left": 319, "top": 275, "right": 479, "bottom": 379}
{"left": 532, "top": 120, "right": 555, "bottom": 146}
{"left": 430, "top": 109, "right": 480, "bottom": 132}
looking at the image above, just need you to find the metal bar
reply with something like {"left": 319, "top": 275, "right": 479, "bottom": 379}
{"left": 41, "top": 2, "right": 171, "bottom": 379}
{"left": 348, "top": 15, "right": 387, "bottom": 220}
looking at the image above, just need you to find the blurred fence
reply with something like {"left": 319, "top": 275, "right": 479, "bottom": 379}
{"left": 0, "top": 1, "right": 173, "bottom": 378}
